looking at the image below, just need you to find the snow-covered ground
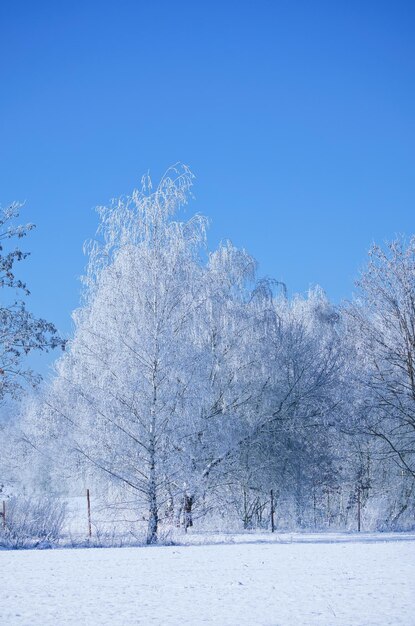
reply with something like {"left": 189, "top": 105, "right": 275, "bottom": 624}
{"left": 1, "top": 533, "right": 414, "bottom": 625}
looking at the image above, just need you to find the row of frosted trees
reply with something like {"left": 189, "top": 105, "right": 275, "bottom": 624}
{"left": 3, "top": 165, "right": 415, "bottom": 543}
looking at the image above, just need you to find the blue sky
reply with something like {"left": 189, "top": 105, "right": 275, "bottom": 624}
{"left": 1, "top": 1, "right": 414, "bottom": 375}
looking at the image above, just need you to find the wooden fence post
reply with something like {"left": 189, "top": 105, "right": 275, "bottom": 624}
{"left": 1, "top": 500, "right": 5, "bottom": 529}
{"left": 357, "top": 486, "right": 361, "bottom": 532}
{"left": 86, "top": 489, "right": 92, "bottom": 538}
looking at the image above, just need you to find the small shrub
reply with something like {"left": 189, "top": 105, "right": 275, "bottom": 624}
{"left": 0, "top": 496, "right": 67, "bottom": 549}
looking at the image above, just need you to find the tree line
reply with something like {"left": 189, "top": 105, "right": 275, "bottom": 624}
{"left": 1, "top": 165, "right": 414, "bottom": 544}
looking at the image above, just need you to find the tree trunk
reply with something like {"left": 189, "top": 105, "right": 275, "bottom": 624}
{"left": 183, "top": 493, "right": 194, "bottom": 531}
{"left": 147, "top": 353, "right": 159, "bottom": 545}
{"left": 147, "top": 433, "right": 158, "bottom": 544}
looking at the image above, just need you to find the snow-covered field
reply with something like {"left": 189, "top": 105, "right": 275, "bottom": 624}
{"left": 1, "top": 533, "right": 414, "bottom": 625}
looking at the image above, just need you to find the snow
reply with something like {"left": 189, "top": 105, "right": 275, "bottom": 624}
{"left": 1, "top": 534, "right": 414, "bottom": 625}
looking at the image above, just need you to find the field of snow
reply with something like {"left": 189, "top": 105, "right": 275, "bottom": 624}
{"left": 1, "top": 533, "right": 415, "bottom": 625}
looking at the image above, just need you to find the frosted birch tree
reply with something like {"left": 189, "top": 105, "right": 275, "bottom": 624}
{"left": 175, "top": 243, "right": 272, "bottom": 520}
{"left": 345, "top": 238, "right": 415, "bottom": 483}
{"left": 196, "top": 286, "right": 345, "bottom": 521}
{"left": 0, "top": 203, "right": 65, "bottom": 401}
{"left": 47, "top": 165, "right": 211, "bottom": 543}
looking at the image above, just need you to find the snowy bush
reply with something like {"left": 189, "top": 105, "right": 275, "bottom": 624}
{"left": 0, "top": 496, "right": 67, "bottom": 549}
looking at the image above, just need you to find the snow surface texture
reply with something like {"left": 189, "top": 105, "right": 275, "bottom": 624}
{"left": 1, "top": 534, "right": 414, "bottom": 625}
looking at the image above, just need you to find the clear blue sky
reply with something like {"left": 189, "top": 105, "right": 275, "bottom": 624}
{"left": 1, "top": 1, "right": 414, "bottom": 376}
